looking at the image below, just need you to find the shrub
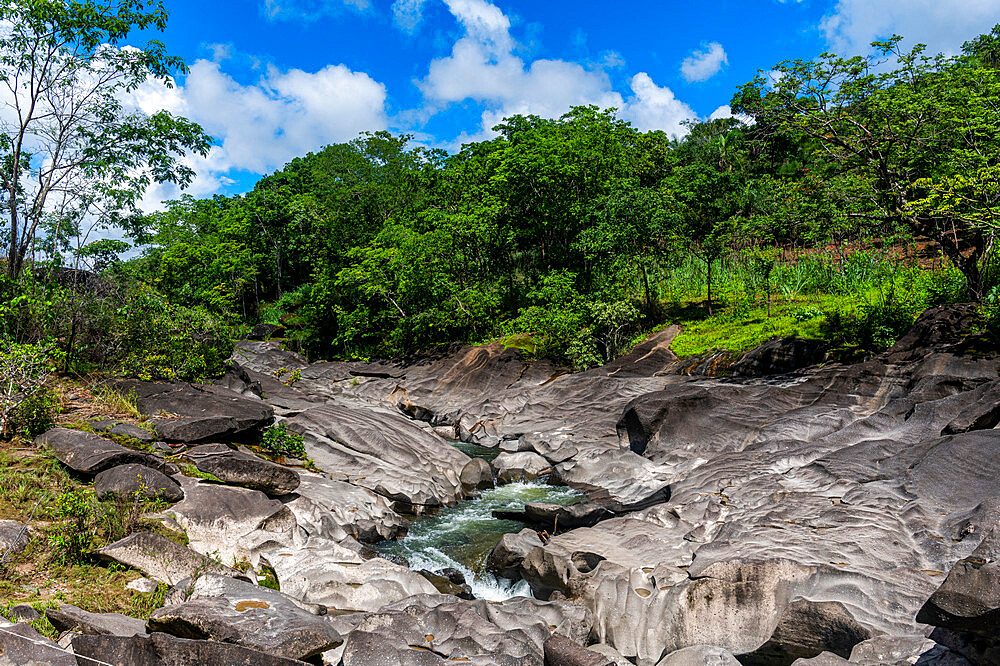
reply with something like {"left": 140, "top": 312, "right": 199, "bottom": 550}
{"left": 260, "top": 423, "right": 306, "bottom": 458}
{"left": 49, "top": 490, "right": 97, "bottom": 564}
{"left": 7, "top": 388, "right": 58, "bottom": 439}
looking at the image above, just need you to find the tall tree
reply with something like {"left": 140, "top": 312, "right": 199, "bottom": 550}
{"left": 733, "top": 33, "right": 1000, "bottom": 297}
{"left": 0, "top": 0, "right": 209, "bottom": 278}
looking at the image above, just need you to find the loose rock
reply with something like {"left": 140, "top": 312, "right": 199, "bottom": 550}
{"left": 95, "top": 463, "right": 184, "bottom": 503}
{"left": 185, "top": 443, "right": 299, "bottom": 496}
{"left": 94, "top": 531, "right": 249, "bottom": 586}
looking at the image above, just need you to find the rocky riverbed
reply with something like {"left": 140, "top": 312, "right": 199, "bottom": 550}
{"left": 3, "top": 304, "right": 999, "bottom": 665}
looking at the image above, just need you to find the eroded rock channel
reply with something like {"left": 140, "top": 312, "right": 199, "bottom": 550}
{"left": 8, "top": 305, "right": 1000, "bottom": 665}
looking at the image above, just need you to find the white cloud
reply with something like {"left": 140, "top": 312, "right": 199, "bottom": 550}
{"left": 620, "top": 73, "right": 696, "bottom": 137}
{"left": 821, "top": 0, "right": 1000, "bottom": 55}
{"left": 130, "top": 59, "right": 388, "bottom": 211}
{"left": 392, "top": 0, "right": 429, "bottom": 33}
{"left": 262, "top": 0, "right": 370, "bottom": 22}
{"left": 708, "top": 104, "right": 753, "bottom": 125}
{"left": 680, "top": 42, "right": 728, "bottom": 82}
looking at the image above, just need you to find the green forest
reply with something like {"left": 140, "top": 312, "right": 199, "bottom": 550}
{"left": 3, "top": 0, "right": 1000, "bottom": 438}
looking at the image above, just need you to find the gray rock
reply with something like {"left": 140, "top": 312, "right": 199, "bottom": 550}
{"left": 72, "top": 631, "right": 310, "bottom": 665}
{"left": 148, "top": 574, "right": 341, "bottom": 661}
{"left": 7, "top": 605, "right": 40, "bottom": 623}
{"left": 730, "top": 337, "right": 827, "bottom": 378}
{"left": 0, "top": 619, "right": 77, "bottom": 665}
{"left": 127, "top": 578, "right": 161, "bottom": 594}
{"left": 248, "top": 323, "right": 285, "bottom": 341}
{"left": 744, "top": 599, "right": 874, "bottom": 664}
{"left": 339, "top": 594, "right": 592, "bottom": 666}
{"left": 494, "top": 451, "right": 550, "bottom": 483}
{"left": 45, "top": 604, "right": 147, "bottom": 636}
{"left": 35, "top": 428, "right": 173, "bottom": 476}
{"left": 655, "top": 645, "right": 741, "bottom": 666}
{"left": 114, "top": 380, "right": 274, "bottom": 444}
{"left": 94, "top": 532, "right": 249, "bottom": 586}
{"left": 552, "top": 448, "right": 671, "bottom": 511}
{"left": 496, "top": 502, "right": 615, "bottom": 531}
{"left": 91, "top": 420, "right": 157, "bottom": 443}
{"left": 95, "top": 464, "right": 184, "bottom": 503}
{"left": 284, "top": 403, "right": 471, "bottom": 511}
{"left": 185, "top": 444, "right": 299, "bottom": 496}
{"left": 460, "top": 457, "right": 495, "bottom": 494}
{"left": 0, "top": 520, "right": 29, "bottom": 557}
{"left": 586, "top": 644, "right": 634, "bottom": 666}
{"left": 544, "top": 633, "right": 614, "bottom": 665}
{"left": 259, "top": 536, "right": 438, "bottom": 612}
{"left": 487, "top": 528, "right": 543, "bottom": 579}
{"left": 282, "top": 471, "right": 407, "bottom": 543}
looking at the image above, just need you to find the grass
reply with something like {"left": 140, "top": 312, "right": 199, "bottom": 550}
{"left": 0, "top": 439, "right": 186, "bottom": 632}
{"left": 668, "top": 294, "right": 861, "bottom": 358}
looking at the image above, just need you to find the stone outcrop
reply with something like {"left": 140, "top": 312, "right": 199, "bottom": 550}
{"left": 45, "top": 604, "right": 147, "bottom": 637}
{"left": 494, "top": 451, "right": 550, "bottom": 483}
{"left": 284, "top": 403, "right": 470, "bottom": 511}
{"left": 72, "top": 632, "right": 311, "bottom": 666}
{"left": 148, "top": 574, "right": 341, "bottom": 661}
{"left": 0, "top": 520, "right": 29, "bottom": 557}
{"left": 282, "top": 471, "right": 408, "bottom": 543}
{"left": 117, "top": 380, "right": 274, "bottom": 443}
{"left": 36, "top": 428, "right": 174, "bottom": 476}
{"left": 185, "top": 443, "right": 299, "bottom": 496}
{"left": 94, "top": 532, "right": 250, "bottom": 586}
{"left": 95, "top": 463, "right": 184, "bottom": 503}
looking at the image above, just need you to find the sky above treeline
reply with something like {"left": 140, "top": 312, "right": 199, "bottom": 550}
{"left": 133, "top": 0, "right": 1000, "bottom": 207}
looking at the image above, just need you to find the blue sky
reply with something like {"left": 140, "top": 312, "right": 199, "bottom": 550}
{"left": 131, "top": 0, "right": 1000, "bottom": 207}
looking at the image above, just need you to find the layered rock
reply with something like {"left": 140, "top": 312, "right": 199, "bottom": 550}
{"left": 284, "top": 403, "right": 470, "bottom": 511}
{"left": 185, "top": 443, "right": 299, "bottom": 496}
{"left": 94, "top": 532, "right": 250, "bottom": 586}
{"left": 95, "top": 463, "right": 184, "bottom": 503}
{"left": 36, "top": 428, "right": 174, "bottom": 476}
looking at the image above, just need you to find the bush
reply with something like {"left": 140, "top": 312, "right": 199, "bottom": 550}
{"left": 49, "top": 490, "right": 97, "bottom": 564}
{"left": 7, "top": 388, "right": 57, "bottom": 439}
{"left": 260, "top": 423, "right": 306, "bottom": 458}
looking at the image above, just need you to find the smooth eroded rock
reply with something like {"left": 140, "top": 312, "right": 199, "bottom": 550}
{"left": 72, "top": 631, "right": 310, "bottom": 666}
{"left": 95, "top": 464, "right": 184, "bottom": 503}
{"left": 185, "top": 444, "right": 299, "bottom": 496}
{"left": 45, "top": 604, "right": 147, "bottom": 637}
{"left": 35, "top": 428, "right": 173, "bottom": 476}
{"left": 94, "top": 531, "right": 250, "bottom": 586}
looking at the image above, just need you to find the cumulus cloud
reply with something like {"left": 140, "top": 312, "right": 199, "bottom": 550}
{"left": 417, "top": 0, "right": 701, "bottom": 142}
{"left": 680, "top": 42, "right": 728, "bottom": 82}
{"left": 620, "top": 73, "right": 696, "bottom": 137}
{"left": 821, "top": 0, "right": 1000, "bottom": 55}
{"left": 130, "top": 59, "right": 388, "bottom": 211}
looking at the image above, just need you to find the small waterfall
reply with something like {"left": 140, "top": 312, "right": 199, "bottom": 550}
{"left": 375, "top": 480, "right": 581, "bottom": 601}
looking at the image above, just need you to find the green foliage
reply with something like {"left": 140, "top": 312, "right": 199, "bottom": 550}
{"left": 7, "top": 388, "right": 57, "bottom": 439}
{"left": 260, "top": 423, "right": 306, "bottom": 459}
{"left": 49, "top": 490, "right": 97, "bottom": 564}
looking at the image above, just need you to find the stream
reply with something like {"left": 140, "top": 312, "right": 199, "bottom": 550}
{"left": 374, "top": 444, "right": 581, "bottom": 601}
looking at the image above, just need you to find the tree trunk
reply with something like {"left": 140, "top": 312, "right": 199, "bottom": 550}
{"left": 706, "top": 259, "right": 714, "bottom": 316}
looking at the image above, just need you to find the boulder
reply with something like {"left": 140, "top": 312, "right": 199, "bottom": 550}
{"left": 116, "top": 380, "right": 274, "bottom": 443}
{"left": 6, "top": 605, "right": 40, "bottom": 623}
{"left": 282, "top": 471, "right": 407, "bottom": 543}
{"left": 259, "top": 537, "right": 438, "bottom": 612}
{"left": 742, "top": 599, "right": 874, "bottom": 664}
{"left": 45, "top": 604, "right": 147, "bottom": 637}
{"left": 165, "top": 478, "right": 297, "bottom": 565}
{"left": 284, "top": 403, "right": 471, "bottom": 511}
{"left": 552, "top": 448, "right": 671, "bottom": 511}
{"left": 655, "top": 645, "right": 741, "bottom": 666}
{"left": 35, "top": 428, "right": 173, "bottom": 476}
{"left": 494, "top": 451, "right": 550, "bottom": 483}
{"left": 339, "top": 594, "right": 592, "bottom": 666}
{"left": 248, "top": 323, "right": 285, "bottom": 341}
{"left": 185, "top": 444, "right": 299, "bottom": 496}
{"left": 730, "top": 337, "right": 827, "bottom": 378}
{"left": 544, "top": 633, "right": 614, "bottom": 665}
{"left": 0, "top": 619, "right": 76, "bottom": 665}
{"left": 91, "top": 420, "right": 156, "bottom": 443}
{"left": 72, "top": 631, "right": 310, "bottom": 666}
{"left": 94, "top": 532, "right": 250, "bottom": 586}
{"left": 95, "top": 464, "right": 184, "bottom": 503}
{"left": 0, "top": 519, "right": 29, "bottom": 556}
{"left": 127, "top": 578, "right": 161, "bottom": 594}
{"left": 487, "top": 528, "right": 544, "bottom": 579}
{"left": 148, "top": 574, "right": 341, "bottom": 661}
{"left": 495, "top": 502, "right": 615, "bottom": 531}
{"left": 460, "top": 457, "right": 494, "bottom": 493}
{"left": 419, "top": 569, "right": 475, "bottom": 599}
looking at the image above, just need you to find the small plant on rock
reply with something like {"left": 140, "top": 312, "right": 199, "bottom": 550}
{"left": 260, "top": 423, "right": 306, "bottom": 459}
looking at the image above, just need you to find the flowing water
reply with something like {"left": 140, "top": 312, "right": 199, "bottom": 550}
{"left": 375, "top": 472, "right": 581, "bottom": 601}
